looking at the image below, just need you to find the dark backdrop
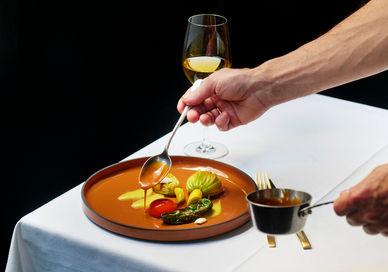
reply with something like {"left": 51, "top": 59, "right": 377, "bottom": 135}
{"left": 1, "top": 0, "right": 387, "bottom": 269}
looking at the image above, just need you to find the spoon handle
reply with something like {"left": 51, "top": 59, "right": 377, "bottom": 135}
{"left": 165, "top": 79, "right": 203, "bottom": 152}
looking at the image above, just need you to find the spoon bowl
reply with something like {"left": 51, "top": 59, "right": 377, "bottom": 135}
{"left": 138, "top": 150, "right": 171, "bottom": 189}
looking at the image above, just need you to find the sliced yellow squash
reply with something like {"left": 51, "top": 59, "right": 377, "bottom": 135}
{"left": 187, "top": 189, "right": 202, "bottom": 205}
{"left": 174, "top": 187, "right": 185, "bottom": 204}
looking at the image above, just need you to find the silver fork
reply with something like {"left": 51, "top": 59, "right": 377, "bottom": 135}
{"left": 256, "top": 172, "right": 312, "bottom": 250}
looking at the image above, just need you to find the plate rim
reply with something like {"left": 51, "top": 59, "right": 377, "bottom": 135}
{"left": 81, "top": 156, "right": 257, "bottom": 239}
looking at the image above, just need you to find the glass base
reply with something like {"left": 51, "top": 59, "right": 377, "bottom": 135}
{"left": 184, "top": 141, "right": 229, "bottom": 159}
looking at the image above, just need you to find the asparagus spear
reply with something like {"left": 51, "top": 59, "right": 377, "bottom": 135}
{"left": 161, "top": 198, "right": 213, "bottom": 225}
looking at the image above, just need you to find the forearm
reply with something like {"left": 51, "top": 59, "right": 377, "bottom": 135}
{"left": 253, "top": 0, "right": 388, "bottom": 107}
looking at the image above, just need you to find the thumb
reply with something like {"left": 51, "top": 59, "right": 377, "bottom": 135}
{"left": 182, "top": 78, "right": 215, "bottom": 106}
{"left": 334, "top": 189, "right": 356, "bottom": 216}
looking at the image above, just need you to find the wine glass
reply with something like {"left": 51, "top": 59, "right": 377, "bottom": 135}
{"left": 182, "top": 14, "right": 231, "bottom": 159}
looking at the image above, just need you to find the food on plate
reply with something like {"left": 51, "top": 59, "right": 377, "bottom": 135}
{"left": 186, "top": 170, "right": 223, "bottom": 197}
{"left": 161, "top": 198, "right": 213, "bottom": 225}
{"left": 148, "top": 198, "right": 177, "bottom": 218}
{"left": 187, "top": 188, "right": 203, "bottom": 205}
{"left": 153, "top": 173, "right": 181, "bottom": 196}
{"left": 174, "top": 187, "right": 185, "bottom": 204}
{"left": 119, "top": 170, "right": 224, "bottom": 225}
{"left": 118, "top": 188, "right": 152, "bottom": 201}
{"left": 194, "top": 217, "right": 207, "bottom": 225}
{"left": 131, "top": 193, "right": 164, "bottom": 209}
{"left": 208, "top": 199, "right": 222, "bottom": 217}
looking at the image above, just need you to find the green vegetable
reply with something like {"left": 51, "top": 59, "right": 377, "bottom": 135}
{"left": 153, "top": 173, "right": 181, "bottom": 196}
{"left": 186, "top": 171, "right": 223, "bottom": 197}
{"left": 161, "top": 198, "right": 213, "bottom": 225}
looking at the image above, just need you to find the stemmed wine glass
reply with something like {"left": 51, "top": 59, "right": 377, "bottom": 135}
{"left": 182, "top": 14, "right": 231, "bottom": 159}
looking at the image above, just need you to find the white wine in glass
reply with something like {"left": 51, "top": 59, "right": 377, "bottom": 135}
{"left": 182, "top": 14, "right": 231, "bottom": 159}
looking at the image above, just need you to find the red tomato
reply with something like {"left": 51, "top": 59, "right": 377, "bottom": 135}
{"left": 148, "top": 199, "right": 177, "bottom": 218}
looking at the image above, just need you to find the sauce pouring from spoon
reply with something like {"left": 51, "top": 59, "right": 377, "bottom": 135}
{"left": 138, "top": 79, "right": 203, "bottom": 209}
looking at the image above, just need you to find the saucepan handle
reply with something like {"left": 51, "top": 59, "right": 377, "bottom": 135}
{"left": 298, "top": 201, "right": 334, "bottom": 217}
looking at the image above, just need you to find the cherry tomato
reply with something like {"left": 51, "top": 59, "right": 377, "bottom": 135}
{"left": 148, "top": 199, "right": 177, "bottom": 218}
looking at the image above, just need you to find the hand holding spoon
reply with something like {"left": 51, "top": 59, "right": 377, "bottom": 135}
{"left": 138, "top": 79, "right": 203, "bottom": 192}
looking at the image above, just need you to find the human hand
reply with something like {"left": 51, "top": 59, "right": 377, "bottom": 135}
{"left": 177, "top": 68, "right": 269, "bottom": 131}
{"left": 334, "top": 164, "right": 388, "bottom": 236}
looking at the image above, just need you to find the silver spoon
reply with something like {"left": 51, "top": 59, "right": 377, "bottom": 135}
{"left": 138, "top": 79, "right": 203, "bottom": 188}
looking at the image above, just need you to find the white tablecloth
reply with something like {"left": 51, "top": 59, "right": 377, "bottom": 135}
{"left": 6, "top": 94, "right": 388, "bottom": 272}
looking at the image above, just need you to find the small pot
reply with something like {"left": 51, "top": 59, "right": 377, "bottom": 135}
{"left": 246, "top": 188, "right": 333, "bottom": 235}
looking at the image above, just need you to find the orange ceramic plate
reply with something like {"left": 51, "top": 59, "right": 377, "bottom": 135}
{"left": 82, "top": 156, "right": 256, "bottom": 241}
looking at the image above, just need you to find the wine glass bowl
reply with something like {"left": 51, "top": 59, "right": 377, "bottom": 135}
{"left": 182, "top": 14, "right": 231, "bottom": 159}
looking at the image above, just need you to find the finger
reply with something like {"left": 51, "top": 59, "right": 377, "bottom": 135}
{"left": 199, "top": 108, "right": 220, "bottom": 127}
{"left": 194, "top": 97, "right": 219, "bottom": 126}
{"left": 203, "top": 97, "right": 217, "bottom": 111}
{"left": 179, "top": 88, "right": 192, "bottom": 109}
{"left": 374, "top": 217, "right": 388, "bottom": 233}
{"left": 182, "top": 78, "right": 215, "bottom": 106}
{"left": 186, "top": 107, "right": 201, "bottom": 123}
{"left": 334, "top": 189, "right": 356, "bottom": 216}
{"left": 363, "top": 224, "right": 380, "bottom": 235}
{"left": 199, "top": 114, "right": 213, "bottom": 127}
{"left": 215, "top": 112, "right": 231, "bottom": 131}
{"left": 185, "top": 94, "right": 219, "bottom": 123}
{"left": 346, "top": 211, "right": 364, "bottom": 226}
{"left": 177, "top": 99, "right": 186, "bottom": 113}
{"left": 213, "top": 99, "right": 242, "bottom": 128}
{"left": 200, "top": 97, "right": 219, "bottom": 123}
{"left": 346, "top": 209, "right": 382, "bottom": 226}
{"left": 362, "top": 217, "right": 388, "bottom": 235}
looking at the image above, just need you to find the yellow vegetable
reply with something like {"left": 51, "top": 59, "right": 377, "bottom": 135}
{"left": 131, "top": 193, "right": 164, "bottom": 209}
{"left": 208, "top": 199, "right": 222, "bottom": 217}
{"left": 187, "top": 189, "right": 202, "bottom": 205}
{"left": 174, "top": 187, "right": 185, "bottom": 204}
{"left": 118, "top": 189, "right": 152, "bottom": 201}
{"left": 153, "top": 173, "right": 181, "bottom": 196}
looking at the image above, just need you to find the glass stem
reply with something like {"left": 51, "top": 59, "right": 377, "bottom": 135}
{"left": 201, "top": 126, "right": 210, "bottom": 148}
{"left": 196, "top": 127, "right": 216, "bottom": 153}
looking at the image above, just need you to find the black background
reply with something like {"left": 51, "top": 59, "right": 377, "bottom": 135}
{"left": 1, "top": 0, "right": 387, "bottom": 269}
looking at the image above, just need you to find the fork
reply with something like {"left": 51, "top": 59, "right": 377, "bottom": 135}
{"left": 256, "top": 172, "right": 312, "bottom": 250}
{"left": 255, "top": 173, "right": 276, "bottom": 248}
